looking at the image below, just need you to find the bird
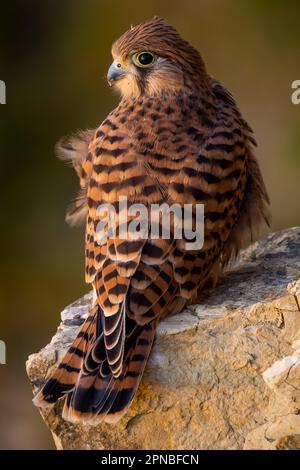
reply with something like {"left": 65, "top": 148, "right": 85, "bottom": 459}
{"left": 33, "top": 16, "right": 271, "bottom": 424}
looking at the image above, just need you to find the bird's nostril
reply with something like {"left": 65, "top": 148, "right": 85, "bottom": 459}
{"left": 107, "top": 62, "right": 126, "bottom": 84}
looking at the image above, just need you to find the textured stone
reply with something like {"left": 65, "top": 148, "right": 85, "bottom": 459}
{"left": 26, "top": 227, "right": 300, "bottom": 450}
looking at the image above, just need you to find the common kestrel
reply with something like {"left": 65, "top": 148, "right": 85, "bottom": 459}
{"left": 34, "top": 17, "right": 271, "bottom": 424}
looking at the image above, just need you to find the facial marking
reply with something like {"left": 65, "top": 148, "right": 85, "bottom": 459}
{"left": 108, "top": 53, "right": 184, "bottom": 98}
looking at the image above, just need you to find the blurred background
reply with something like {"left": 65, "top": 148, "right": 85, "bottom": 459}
{"left": 0, "top": 0, "right": 299, "bottom": 449}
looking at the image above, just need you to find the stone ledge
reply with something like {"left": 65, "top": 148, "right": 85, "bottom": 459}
{"left": 26, "top": 227, "right": 300, "bottom": 450}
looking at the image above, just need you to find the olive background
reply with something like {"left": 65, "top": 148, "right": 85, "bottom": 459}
{"left": 0, "top": 0, "right": 299, "bottom": 449}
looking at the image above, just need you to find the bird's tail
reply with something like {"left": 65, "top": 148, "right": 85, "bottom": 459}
{"left": 33, "top": 304, "right": 156, "bottom": 424}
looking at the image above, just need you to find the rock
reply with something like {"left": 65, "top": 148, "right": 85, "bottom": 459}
{"left": 26, "top": 227, "right": 300, "bottom": 450}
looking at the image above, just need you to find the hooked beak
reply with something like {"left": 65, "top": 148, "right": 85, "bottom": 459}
{"left": 107, "top": 61, "right": 126, "bottom": 86}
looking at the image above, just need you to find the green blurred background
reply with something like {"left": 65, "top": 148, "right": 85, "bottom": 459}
{"left": 0, "top": 0, "right": 299, "bottom": 449}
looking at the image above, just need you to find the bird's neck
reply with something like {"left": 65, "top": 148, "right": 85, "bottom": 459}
{"left": 119, "top": 84, "right": 214, "bottom": 112}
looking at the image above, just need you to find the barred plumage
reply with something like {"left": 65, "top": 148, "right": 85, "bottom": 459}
{"left": 33, "top": 16, "right": 270, "bottom": 424}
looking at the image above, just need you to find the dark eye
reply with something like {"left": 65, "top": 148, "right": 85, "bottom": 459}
{"left": 132, "top": 51, "right": 156, "bottom": 68}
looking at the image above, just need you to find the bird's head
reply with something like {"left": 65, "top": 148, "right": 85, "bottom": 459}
{"left": 108, "top": 17, "right": 208, "bottom": 99}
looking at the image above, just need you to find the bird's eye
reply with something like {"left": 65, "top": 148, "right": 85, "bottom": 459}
{"left": 132, "top": 51, "right": 156, "bottom": 68}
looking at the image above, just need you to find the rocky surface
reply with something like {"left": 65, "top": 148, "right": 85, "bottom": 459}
{"left": 26, "top": 227, "right": 300, "bottom": 450}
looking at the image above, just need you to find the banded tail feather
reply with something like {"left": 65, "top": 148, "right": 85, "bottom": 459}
{"left": 33, "top": 304, "right": 156, "bottom": 424}
{"left": 32, "top": 304, "right": 99, "bottom": 407}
